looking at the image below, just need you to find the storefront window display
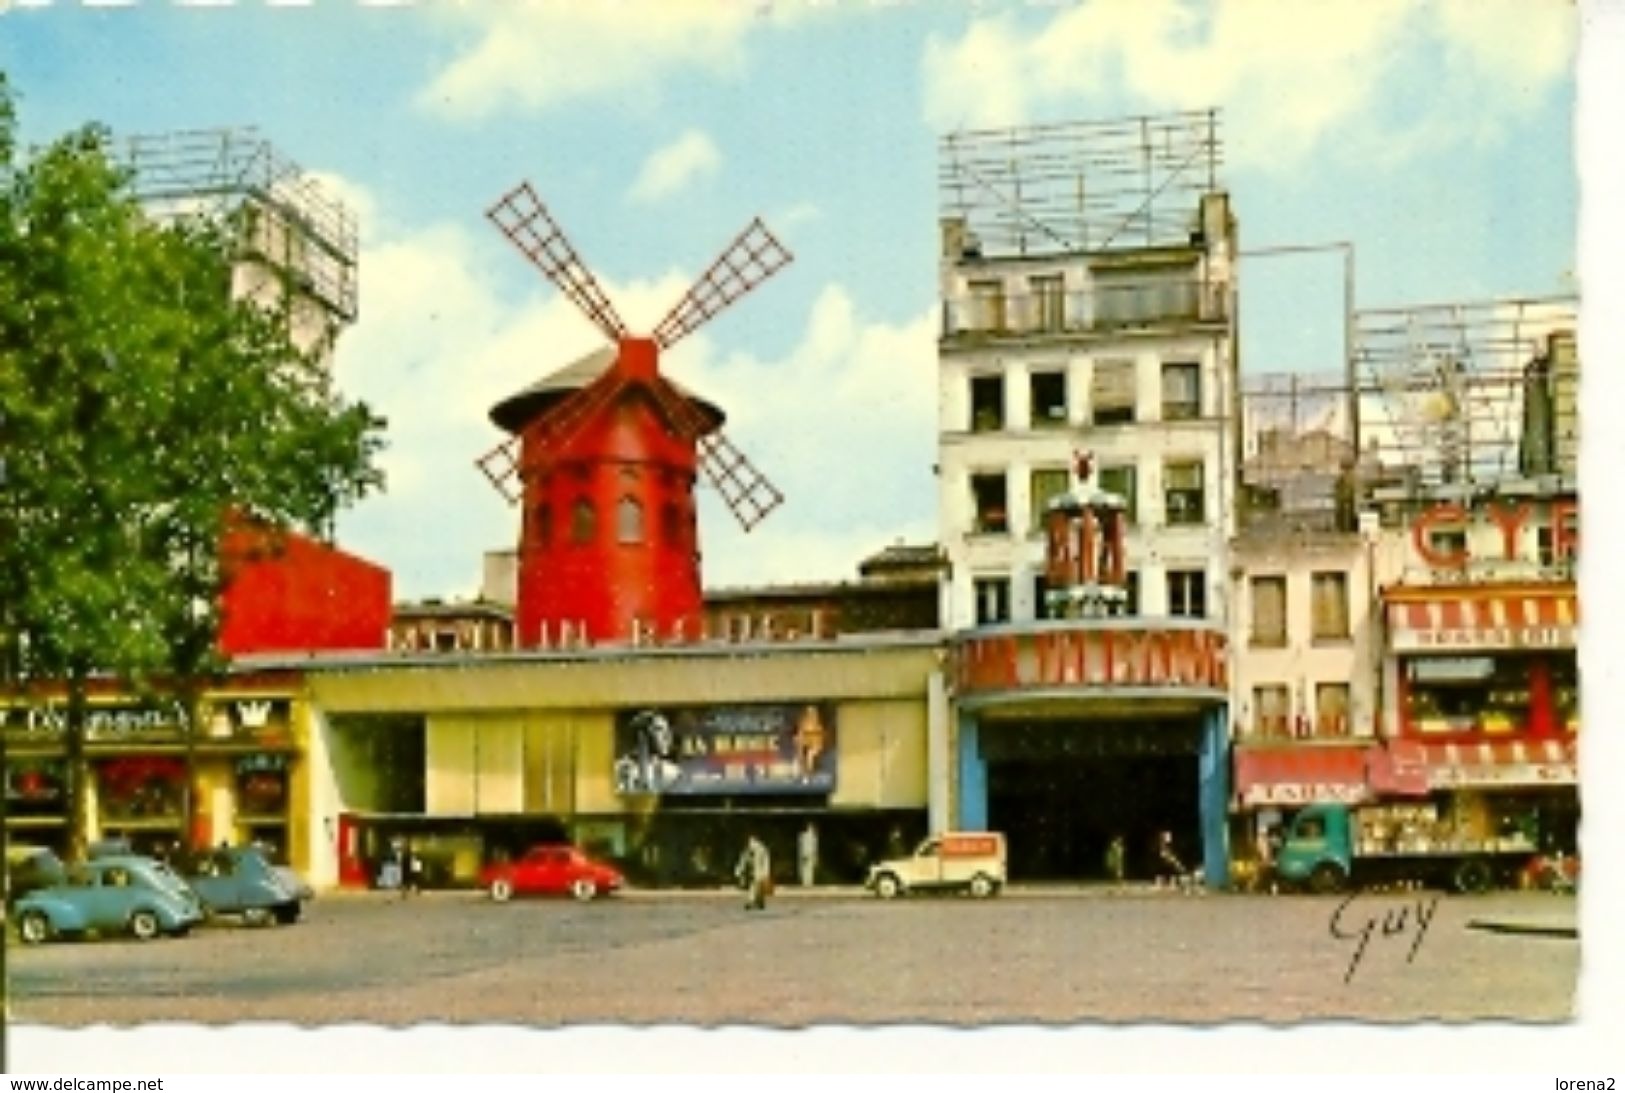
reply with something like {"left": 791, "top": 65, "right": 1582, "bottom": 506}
{"left": 96, "top": 757, "right": 186, "bottom": 823}
{"left": 1404, "top": 654, "right": 1541, "bottom": 735}
{"left": 6, "top": 759, "right": 66, "bottom": 819}
{"left": 1551, "top": 660, "right": 1579, "bottom": 733}
{"left": 235, "top": 755, "right": 289, "bottom": 818}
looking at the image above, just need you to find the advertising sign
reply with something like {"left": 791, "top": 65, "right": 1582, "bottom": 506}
{"left": 612, "top": 703, "right": 838, "bottom": 796}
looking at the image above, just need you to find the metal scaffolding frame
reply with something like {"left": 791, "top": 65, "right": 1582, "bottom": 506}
{"left": 121, "top": 127, "right": 358, "bottom": 323}
{"left": 1351, "top": 297, "right": 1577, "bottom": 490}
{"left": 938, "top": 109, "right": 1224, "bottom": 258}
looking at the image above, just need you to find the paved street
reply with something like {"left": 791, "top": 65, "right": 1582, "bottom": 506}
{"left": 4, "top": 887, "right": 1577, "bottom": 1027}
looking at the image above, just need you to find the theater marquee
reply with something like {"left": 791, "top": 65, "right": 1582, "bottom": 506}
{"left": 954, "top": 623, "right": 1229, "bottom": 698}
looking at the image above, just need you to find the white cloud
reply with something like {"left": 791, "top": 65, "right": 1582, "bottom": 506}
{"left": 628, "top": 130, "right": 722, "bottom": 204}
{"left": 417, "top": 2, "right": 760, "bottom": 119}
{"left": 921, "top": 0, "right": 1576, "bottom": 170}
{"left": 326, "top": 175, "right": 936, "bottom": 599}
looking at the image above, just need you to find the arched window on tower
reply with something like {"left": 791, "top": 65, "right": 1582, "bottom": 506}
{"left": 571, "top": 498, "right": 596, "bottom": 544}
{"left": 617, "top": 496, "right": 644, "bottom": 544}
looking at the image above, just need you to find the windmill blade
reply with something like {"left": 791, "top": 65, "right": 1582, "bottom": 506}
{"left": 488, "top": 182, "right": 629, "bottom": 343}
{"left": 475, "top": 436, "right": 525, "bottom": 504}
{"left": 695, "top": 431, "right": 785, "bottom": 532}
{"left": 521, "top": 365, "right": 633, "bottom": 465}
{"left": 653, "top": 217, "right": 792, "bottom": 350}
{"left": 476, "top": 366, "right": 632, "bottom": 505}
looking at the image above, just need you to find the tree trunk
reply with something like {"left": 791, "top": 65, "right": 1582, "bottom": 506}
{"left": 64, "top": 667, "right": 90, "bottom": 864}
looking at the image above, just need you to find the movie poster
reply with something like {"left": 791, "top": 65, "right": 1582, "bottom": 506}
{"left": 612, "top": 703, "right": 837, "bottom": 796}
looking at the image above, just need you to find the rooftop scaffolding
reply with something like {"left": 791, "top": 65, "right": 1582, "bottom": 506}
{"left": 121, "top": 127, "right": 358, "bottom": 323}
{"left": 1351, "top": 297, "right": 1577, "bottom": 490}
{"left": 938, "top": 109, "right": 1224, "bottom": 258}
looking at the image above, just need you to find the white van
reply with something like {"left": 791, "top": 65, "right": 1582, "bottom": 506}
{"left": 865, "top": 831, "right": 1007, "bottom": 899}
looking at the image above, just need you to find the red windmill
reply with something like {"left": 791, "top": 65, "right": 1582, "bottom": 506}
{"left": 477, "top": 182, "right": 793, "bottom": 648}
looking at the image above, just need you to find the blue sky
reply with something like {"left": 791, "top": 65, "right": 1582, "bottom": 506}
{"left": 0, "top": 0, "right": 1587, "bottom": 602}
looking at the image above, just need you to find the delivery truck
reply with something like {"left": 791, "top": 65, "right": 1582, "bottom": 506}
{"left": 865, "top": 831, "right": 1007, "bottom": 899}
{"left": 1275, "top": 801, "right": 1538, "bottom": 895}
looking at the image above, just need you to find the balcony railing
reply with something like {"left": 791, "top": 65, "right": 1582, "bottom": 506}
{"left": 943, "top": 279, "right": 1228, "bottom": 340}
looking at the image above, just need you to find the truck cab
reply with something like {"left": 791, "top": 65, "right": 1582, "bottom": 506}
{"left": 865, "top": 832, "right": 1006, "bottom": 899}
{"left": 1275, "top": 803, "right": 1355, "bottom": 893}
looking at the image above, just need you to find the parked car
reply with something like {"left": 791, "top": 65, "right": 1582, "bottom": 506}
{"left": 5, "top": 845, "right": 68, "bottom": 908}
{"left": 13, "top": 855, "right": 204, "bottom": 944}
{"left": 481, "top": 844, "right": 624, "bottom": 902}
{"left": 177, "top": 845, "right": 310, "bottom": 926}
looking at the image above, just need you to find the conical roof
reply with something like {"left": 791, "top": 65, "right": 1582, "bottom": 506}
{"left": 488, "top": 344, "right": 726, "bottom": 435}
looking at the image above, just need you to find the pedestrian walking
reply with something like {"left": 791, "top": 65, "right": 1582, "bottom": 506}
{"left": 1254, "top": 822, "right": 1278, "bottom": 895}
{"left": 394, "top": 836, "right": 421, "bottom": 900}
{"left": 735, "top": 834, "right": 772, "bottom": 910}
{"left": 798, "top": 822, "right": 819, "bottom": 888}
{"left": 1104, "top": 834, "right": 1126, "bottom": 885}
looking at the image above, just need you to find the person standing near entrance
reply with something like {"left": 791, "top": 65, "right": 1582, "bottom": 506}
{"left": 798, "top": 822, "right": 819, "bottom": 887}
{"left": 735, "top": 835, "right": 772, "bottom": 910}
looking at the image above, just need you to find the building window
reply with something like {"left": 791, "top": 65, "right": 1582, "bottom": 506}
{"left": 1315, "top": 683, "right": 1351, "bottom": 737}
{"left": 969, "top": 279, "right": 1006, "bottom": 332}
{"left": 570, "top": 498, "right": 596, "bottom": 544}
{"left": 1253, "top": 684, "right": 1290, "bottom": 739}
{"left": 971, "top": 472, "right": 1009, "bottom": 535}
{"left": 1163, "top": 461, "right": 1205, "bottom": 525}
{"left": 1091, "top": 359, "right": 1136, "bottom": 425}
{"left": 1030, "top": 274, "right": 1065, "bottom": 332}
{"left": 974, "top": 576, "right": 1011, "bottom": 626}
{"left": 1161, "top": 361, "right": 1201, "bottom": 420}
{"left": 970, "top": 374, "right": 1005, "bottom": 432}
{"left": 1250, "top": 575, "right": 1287, "bottom": 647}
{"left": 1029, "top": 467, "right": 1071, "bottom": 531}
{"left": 1167, "top": 569, "right": 1207, "bottom": 618}
{"left": 1098, "top": 464, "right": 1138, "bottom": 523}
{"left": 1122, "top": 570, "right": 1140, "bottom": 616}
{"left": 616, "top": 496, "right": 644, "bottom": 544}
{"left": 1033, "top": 573, "right": 1050, "bottom": 620}
{"left": 1311, "top": 571, "right": 1350, "bottom": 640}
{"left": 1030, "top": 370, "right": 1068, "bottom": 427}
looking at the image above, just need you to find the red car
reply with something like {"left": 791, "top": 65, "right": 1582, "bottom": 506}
{"left": 481, "top": 844, "right": 624, "bottom": 902}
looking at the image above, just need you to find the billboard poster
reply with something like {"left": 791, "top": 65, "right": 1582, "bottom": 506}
{"left": 612, "top": 703, "right": 837, "bottom": 796}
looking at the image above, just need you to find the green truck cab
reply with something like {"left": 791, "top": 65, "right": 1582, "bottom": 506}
{"left": 1275, "top": 802, "right": 1535, "bottom": 895}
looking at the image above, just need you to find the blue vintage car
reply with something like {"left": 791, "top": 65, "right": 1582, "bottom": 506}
{"left": 180, "top": 845, "right": 310, "bottom": 926}
{"left": 13, "top": 855, "right": 204, "bottom": 944}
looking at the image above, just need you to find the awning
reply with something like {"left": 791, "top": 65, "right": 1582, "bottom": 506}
{"left": 1426, "top": 738, "right": 1576, "bottom": 789}
{"left": 1385, "top": 586, "right": 1577, "bottom": 653}
{"left": 1233, "top": 745, "right": 1373, "bottom": 807}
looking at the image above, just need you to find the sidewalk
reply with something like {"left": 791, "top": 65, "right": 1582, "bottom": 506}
{"left": 319, "top": 881, "right": 1219, "bottom": 901}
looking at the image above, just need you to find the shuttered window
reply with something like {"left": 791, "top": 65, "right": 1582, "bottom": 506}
{"left": 1254, "top": 685, "right": 1290, "bottom": 739}
{"left": 1091, "top": 360, "right": 1137, "bottom": 424}
{"left": 1250, "top": 576, "right": 1287, "bottom": 646}
{"left": 1315, "top": 683, "right": 1351, "bottom": 737}
{"left": 1311, "top": 571, "right": 1350, "bottom": 640}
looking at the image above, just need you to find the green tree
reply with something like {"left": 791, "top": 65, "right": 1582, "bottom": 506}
{"left": 0, "top": 74, "right": 386, "bottom": 860}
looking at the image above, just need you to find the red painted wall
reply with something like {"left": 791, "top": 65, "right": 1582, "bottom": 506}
{"left": 219, "top": 521, "right": 392, "bottom": 655}
{"left": 515, "top": 386, "right": 704, "bottom": 647}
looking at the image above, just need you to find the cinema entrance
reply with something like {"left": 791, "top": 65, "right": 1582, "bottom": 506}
{"left": 951, "top": 621, "right": 1233, "bottom": 887}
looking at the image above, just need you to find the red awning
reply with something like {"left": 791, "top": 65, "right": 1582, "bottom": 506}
{"left": 1233, "top": 745, "right": 1373, "bottom": 807}
{"left": 1420, "top": 737, "right": 1576, "bottom": 789}
{"left": 1386, "top": 587, "right": 1577, "bottom": 653}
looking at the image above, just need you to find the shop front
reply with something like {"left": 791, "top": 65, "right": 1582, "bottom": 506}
{"left": 304, "top": 638, "right": 941, "bottom": 890}
{"left": 1, "top": 683, "right": 305, "bottom": 862}
{"left": 1379, "top": 582, "right": 1580, "bottom": 858}
{"left": 951, "top": 620, "right": 1231, "bottom": 887}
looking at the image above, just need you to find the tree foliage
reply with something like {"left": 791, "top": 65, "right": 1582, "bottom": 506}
{"left": 0, "top": 74, "right": 386, "bottom": 857}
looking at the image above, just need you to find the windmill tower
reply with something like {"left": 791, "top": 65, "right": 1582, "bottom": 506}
{"left": 477, "top": 182, "right": 793, "bottom": 648}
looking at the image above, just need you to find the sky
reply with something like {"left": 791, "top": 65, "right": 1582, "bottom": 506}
{"left": 0, "top": 0, "right": 1591, "bottom": 606}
